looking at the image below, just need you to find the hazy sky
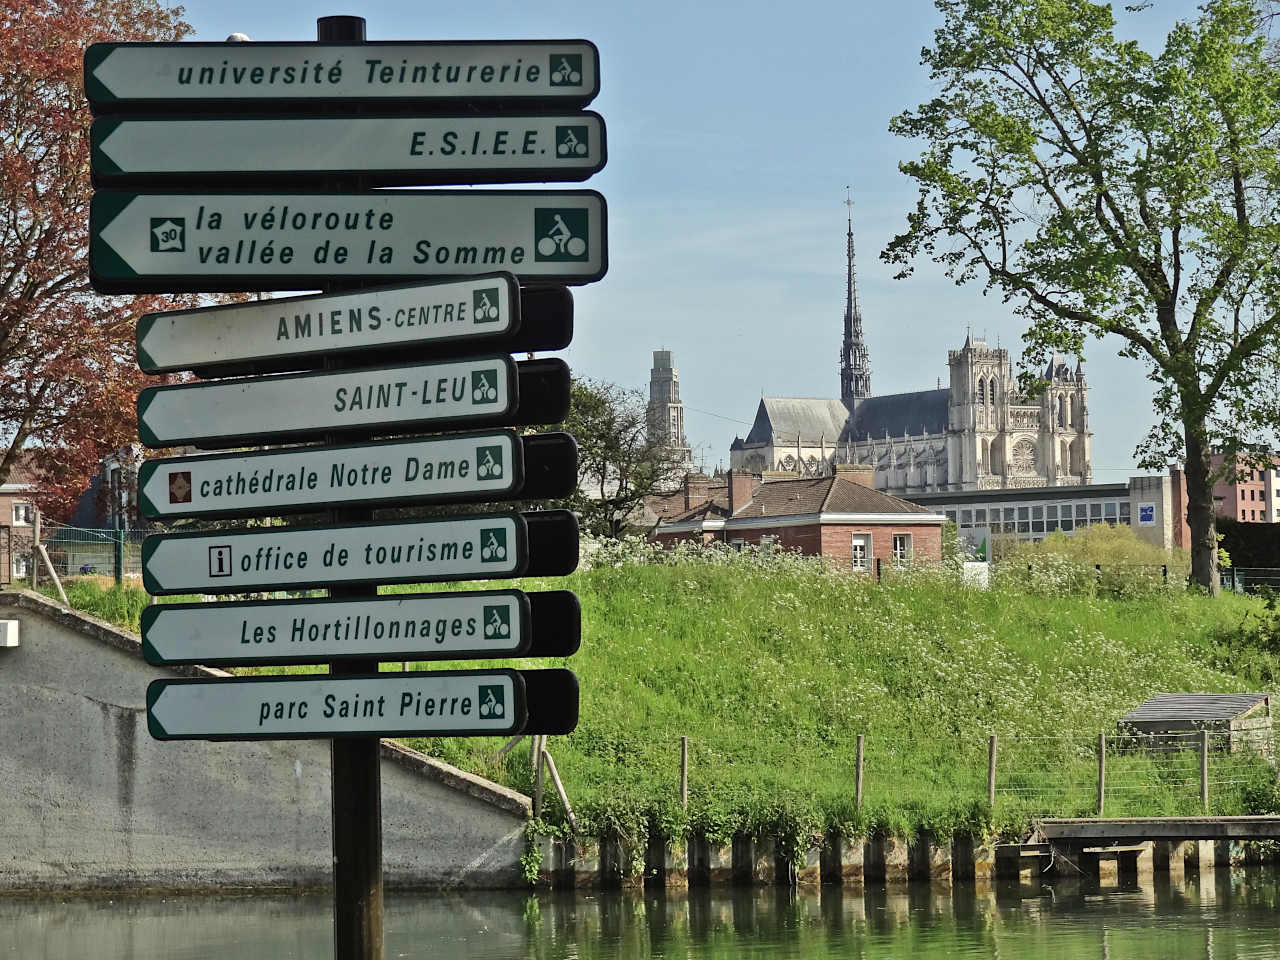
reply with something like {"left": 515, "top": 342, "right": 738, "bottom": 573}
{"left": 173, "top": 0, "right": 1208, "bottom": 482}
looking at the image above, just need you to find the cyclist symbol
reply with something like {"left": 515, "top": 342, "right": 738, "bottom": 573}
{"left": 474, "top": 291, "right": 499, "bottom": 321}
{"left": 484, "top": 608, "right": 511, "bottom": 638}
{"left": 476, "top": 448, "right": 503, "bottom": 479}
{"left": 472, "top": 373, "right": 499, "bottom": 403}
{"left": 551, "top": 57, "right": 582, "bottom": 85}
{"left": 481, "top": 531, "right": 507, "bottom": 561}
{"left": 479, "top": 687, "right": 504, "bottom": 718}
{"left": 537, "top": 213, "right": 587, "bottom": 258}
{"left": 557, "top": 128, "right": 588, "bottom": 157}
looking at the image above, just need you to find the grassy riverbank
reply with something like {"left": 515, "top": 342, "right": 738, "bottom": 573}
{"left": 28, "top": 532, "right": 1280, "bottom": 850}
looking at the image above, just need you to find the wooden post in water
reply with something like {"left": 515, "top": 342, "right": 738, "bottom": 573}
{"left": 988, "top": 735, "right": 997, "bottom": 808}
{"left": 533, "top": 735, "right": 546, "bottom": 820}
{"left": 1097, "top": 732, "right": 1106, "bottom": 816}
{"left": 680, "top": 736, "right": 689, "bottom": 809}
{"left": 856, "top": 734, "right": 865, "bottom": 808}
{"left": 1201, "top": 729, "right": 1210, "bottom": 812}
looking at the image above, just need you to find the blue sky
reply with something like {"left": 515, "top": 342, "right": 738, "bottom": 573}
{"left": 174, "top": 0, "right": 1208, "bottom": 481}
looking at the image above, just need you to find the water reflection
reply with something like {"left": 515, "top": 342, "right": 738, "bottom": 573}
{"left": 4, "top": 869, "right": 1280, "bottom": 960}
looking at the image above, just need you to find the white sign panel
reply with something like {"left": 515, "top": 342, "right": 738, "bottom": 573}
{"left": 136, "top": 355, "right": 514, "bottom": 448}
{"left": 146, "top": 671, "right": 522, "bottom": 740}
{"left": 1138, "top": 502, "right": 1156, "bottom": 527}
{"left": 136, "top": 276, "right": 518, "bottom": 374}
{"left": 90, "top": 189, "right": 607, "bottom": 291}
{"left": 93, "top": 113, "right": 606, "bottom": 184}
{"left": 137, "top": 432, "right": 520, "bottom": 519}
{"left": 140, "top": 590, "right": 527, "bottom": 665}
{"left": 86, "top": 41, "right": 599, "bottom": 109}
{"left": 142, "top": 515, "right": 524, "bottom": 595}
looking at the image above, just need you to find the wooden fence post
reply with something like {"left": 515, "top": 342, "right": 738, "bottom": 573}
{"left": 1201, "top": 729, "right": 1209, "bottom": 812}
{"left": 856, "top": 734, "right": 865, "bottom": 808}
{"left": 30, "top": 508, "right": 40, "bottom": 591}
{"left": 680, "top": 736, "right": 688, "bottom": 810}
{"left": 988, "top": 734, "right": 997, "bottom": 808}
{"left": 1097, "top": 732, "right": 1106, "bottom": 816}
{"left": 533, "top": 735, "right": 546, "bottom": 820}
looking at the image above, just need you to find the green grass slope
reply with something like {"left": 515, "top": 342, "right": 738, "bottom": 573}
{"left": 26, "top": 537, "right": 1280, "bottom": 850}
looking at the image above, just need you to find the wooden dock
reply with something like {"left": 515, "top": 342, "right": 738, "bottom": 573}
{"left": 1037, "top": 816, "right": 1280, "bottom": 842}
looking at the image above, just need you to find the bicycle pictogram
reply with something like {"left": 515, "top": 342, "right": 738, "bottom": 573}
{"left": 483, "top": 605, "right": 512, "bottom": 639}
{"left": 549, "top": 54, "right": 583, "bottom": 86}
{"left": 478, "top": 684, "right": 506, "bottom": 718}
{"left": 475, "top": 445, "right": 504, "bottom": 479}
{"left": 556, "top": 125, "right": 589, "bottom": 157}
{"left": 471, "top": 369, "right": 500, "bottom": 403}
{"left": 534, "top": 208, "right": 588, "bottom": 261}
{"left": 472, "top": 287, "right": 501, "bottom": 323}
{"left": 480, "top": 527, "right": 508, "bottom": 562}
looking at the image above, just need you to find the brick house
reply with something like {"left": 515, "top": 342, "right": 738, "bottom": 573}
{"left": 651, "top": 464, "right": 945, "bottom": 570}
{"left": 0, "top": 451, "right": 39, "bottom": 582}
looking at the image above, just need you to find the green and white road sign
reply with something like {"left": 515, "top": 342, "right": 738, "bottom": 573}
{"left": 85, "top": 41, "right": 599, "bottom": 113}
{"left": 91, "top": 112, "right": 606, "bottom": 186}
{"left": 139, "top": 511, "right": 584, "bottom": 595}
{"left": 146, "top": 669, "right": 526, "bottom": 741}
{"left": 136, "top": 431, "right": 523, "bottom": 519}
{"left": 135, "top": 275, "right": 521, "bottom": 374}
{"left": 140, "top": 589, "right": 531, "bottom": 665}
{"left": 89, "top": 189, "right": 607, "bottom": 291}
{"left": 135, "top": 355, "right": 514, "bottom": 448}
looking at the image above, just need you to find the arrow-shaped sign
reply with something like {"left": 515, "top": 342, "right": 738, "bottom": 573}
{"left": 141, "top": 510, "right": 578, "bottom": 596}
{"left": 135, "top": 276, "right": 571, "bottom": 376}
{"left": 136, "top": 431, "right": 577, "bottom": 520}
{"left": 85, "top": 41, "right": 599, "bottom": 113}
{"left": 140, "top": 589, "right": 580, "bottom": 666}
{"left": 92, "top": 113, "right": 606, "bottom": 187}
{"left": 134, "top": 355, "right": 569, "bottom": 449}
{"left": 90, "top": 189, "right": 607, "bottom": 292}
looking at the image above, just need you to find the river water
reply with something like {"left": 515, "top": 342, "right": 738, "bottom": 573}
{"left": 5, "top": 873, "right": 1280, "bottom": 958}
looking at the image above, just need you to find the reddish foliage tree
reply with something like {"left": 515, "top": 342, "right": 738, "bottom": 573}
{"left": 0, "top": 0, "right": 192, "bottom": 520}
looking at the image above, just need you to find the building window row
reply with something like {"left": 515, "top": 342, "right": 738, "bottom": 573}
{"left": 944, "top": 500, "right": 1129, "bottom": 535}
{"left": 12, "top": 502, "right": 31, "bottom": 526}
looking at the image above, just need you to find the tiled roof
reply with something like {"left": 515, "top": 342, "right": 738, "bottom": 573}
{"left": 1121, "top": 693, "right": 1270, "bottom": 723}
{"left": 1, "top": 449, "right": 40, "bottom": 487}
{"left": 731, "top": 475, "right": 936, "bottom": 519}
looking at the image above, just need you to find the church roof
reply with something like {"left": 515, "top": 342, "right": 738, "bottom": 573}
{"left": 743, "top": 397, "right": 854, "bottom": 447}
{"left": 850, "top": 389, "right": 950, "bottom": 439}
{"left": 731, "top": 475, "right": 936, "bottom": 519}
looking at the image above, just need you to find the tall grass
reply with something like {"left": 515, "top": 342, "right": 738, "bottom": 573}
{"left": 22, "top": 536, "right": 1278, "bottom": 850}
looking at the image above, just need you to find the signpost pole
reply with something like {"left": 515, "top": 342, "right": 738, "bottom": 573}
{"left": 318, "top": 17, "right": 383, "bottom": 960}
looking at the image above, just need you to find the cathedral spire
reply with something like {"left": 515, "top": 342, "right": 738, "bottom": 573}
{"left": 840, "top": 187, "right": 871, "bottom": 401}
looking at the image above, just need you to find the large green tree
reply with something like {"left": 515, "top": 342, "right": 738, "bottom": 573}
{"left": 883, "top": 0, "right": 1280, "bottom": 593}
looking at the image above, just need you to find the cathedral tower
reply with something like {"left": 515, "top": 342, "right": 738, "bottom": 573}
{"left": 647, "top": 349, "right": 693, "bottom": 466}
{"left": 839, "top": 189, "right": 872, "bottom": 402}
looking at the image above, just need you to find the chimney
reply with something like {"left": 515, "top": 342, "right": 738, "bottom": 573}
{"left": 762, "top": 470, "right": 799, "bottom": 483}
{"left": 835, "top": 463, "right": 876, "bottom": 488}
{"left": 683, "top": 473, "right": 710, "bottom": 510}
{"left": 727, "top": 469, "right": 758, "bottom": 514}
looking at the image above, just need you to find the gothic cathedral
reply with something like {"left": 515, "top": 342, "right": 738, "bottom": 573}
{"left": 728, "top": 195, "right": 1093, "bottom": 494}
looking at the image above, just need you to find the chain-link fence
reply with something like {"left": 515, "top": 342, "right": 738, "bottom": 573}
{"left": 1226, "top": 567, "right": 1280, "bottom": 594}
{"left": 17, "top": 523, "right": 147, "bottom": 583}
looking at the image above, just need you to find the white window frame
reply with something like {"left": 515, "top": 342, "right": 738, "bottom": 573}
{"left": 892, "top": 533, "right": 913, "bottom": 566}
{"left": 850, "top": 533, "right": 871, "bottom": 571}
{"left": 11, "top": 502, "right": 31, "bottom": 526}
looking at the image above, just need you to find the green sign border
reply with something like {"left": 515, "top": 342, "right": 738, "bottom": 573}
{"left": 140, "top": 588, "right": 532, "bottom": 666}
{"left": 134, "top": 273, "right": 520, "bottom": 374}
{"left": 140, "top": 512, "right": 531, "bottom": 596}
{"left": 135, "top": 354, "right": 518, "bottom": 448}
{"left": 136, "top": 429, "right": 526, "bottom": 520}
{"left": 145, "top": 668, "right": 528, "bottom": 741}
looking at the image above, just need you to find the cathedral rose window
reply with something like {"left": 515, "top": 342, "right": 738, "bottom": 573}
{"left": 1011, "top": 438, "right": 1038, "bottom": 475}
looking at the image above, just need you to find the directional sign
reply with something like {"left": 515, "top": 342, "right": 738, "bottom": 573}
{"left": 136, "top": 431, "right": 577, "bottom": 520}
{"left": 136, "top": 355, "right": 532, "bottom": 448}
{"left": 90, "top": 189, "right": 606, "bottom": 292}
{"left": 141, "top": 510, "right": 578, "bottom": 596}
{"left": 134, "top": 276, "right": 572, "bottom": 376}
{"left": 146, "top": 669, "right": 528, "bottom": 740}
{"left": 86, "top": 41, "right": 600, "bottom": 113}
{"left": 140, "top": 589, "right": 581, "bottom": 666}
{"left": 92, "top": 112, "right": 606, "bottom": 187}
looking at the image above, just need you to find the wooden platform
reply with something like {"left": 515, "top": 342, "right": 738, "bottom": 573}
{"left": 1038, "top": 817, "right": 1280, "bottom": 841}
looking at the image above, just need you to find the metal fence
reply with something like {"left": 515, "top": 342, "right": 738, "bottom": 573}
{"left": 1226, "top": 567, "right": 1280, "bottom": 594}
{"left": 29, "top": 524, "right": 147, "bottom": 582}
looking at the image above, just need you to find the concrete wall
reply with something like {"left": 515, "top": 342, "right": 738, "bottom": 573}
{"left": 0, "top": 590, "right": 531, "bottom": 892}
{"left": 1128, "top": 474, "right": 1174, "bottom": 551}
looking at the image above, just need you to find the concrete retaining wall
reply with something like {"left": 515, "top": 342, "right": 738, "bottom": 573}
{"left": 0, "top": 590, "right": 530, "bottom": 892}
